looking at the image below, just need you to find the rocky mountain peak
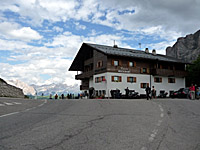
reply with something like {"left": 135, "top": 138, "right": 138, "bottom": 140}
{"left": 6, "top": 79, "right": 36, "bottom": 95}
{"left": 166, "top": 30, "right": 200, "bottom": 63}
{"left": 0, "top": 78, "right": 24, "bottom": 98}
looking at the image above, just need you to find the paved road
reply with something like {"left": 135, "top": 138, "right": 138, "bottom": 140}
{"left": 0, "top": 98, "right": 200, "bottom": 150}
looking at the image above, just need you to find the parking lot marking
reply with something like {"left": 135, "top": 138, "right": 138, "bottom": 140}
{"left": 0, "top": 112, "right": 19, "bottom": 118}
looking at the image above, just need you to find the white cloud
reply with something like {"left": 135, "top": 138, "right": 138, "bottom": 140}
{"left": 0, "top": 0, "right": 200, "bottom": 92}
{"left": 9, "top": 27, "right": 42, "bottom": 40}
{"left": 74, "top": 22, "right": 86, "bottom": 30}
{"left": 0, "top": 22, "right": 42, "bottom": 41}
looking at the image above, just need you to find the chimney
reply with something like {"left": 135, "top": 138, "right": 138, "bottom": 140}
{"left": 152, "top": 49, "right": 156, "bottom": 55}
{"left": 145, "top": 48, "right": 149, "bottom": 53}
{"left": 113, "top": 45, "right": 118, "bottom": 48}
{"left": 113, "top": 40, "right": 118, "bottom": 48}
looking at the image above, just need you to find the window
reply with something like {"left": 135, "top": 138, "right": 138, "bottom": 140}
{"left": 97, "top": 60, "right": 103, "bottom": 68}
{"left": 141, "top": 68, "right": 149, "bottom": 74}
{"left": 154, "top": 77, "right": 162, "bottom": 83}
{"left": 128, "top": 61, "right": 136, "bottom": 67}
{"left": 141, "top": 83, "right": 149, "bottom": 88}
{"left": 95, "top": 76, "right": 106, "bottom": 83}
{"left": 168, "top": 78, "right": 175, "bottom": 83}
{"left": 127, "top": 77, "right": 136, "bottom": 83}
{"left": 111, "top": 76, "right": 122, "bottom": 82}
{"left": 112, "top": 60, "right": 121, "bottom": 66}
{"left": 114, "top": 60, "right": 119, "bottom": 66}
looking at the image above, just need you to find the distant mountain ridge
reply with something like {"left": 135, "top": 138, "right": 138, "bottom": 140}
{"left": 166, "top": 30, "right": 200, "bottom": 63}
{"left": 32, "top": 83, "right": 80, "bottom": 96}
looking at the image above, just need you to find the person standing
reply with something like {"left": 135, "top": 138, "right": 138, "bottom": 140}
{"left": 55, "top": 94, "right": 58, "bottom": 99}
{"left": 189, "top": 84, "right": 195, "bottom": 100}
{"left": 152, "top": 86, "right": 156, "bottom": 99}
{"left": 125, "top": 87, "right": 129, "bottom": 98}
{"left": 145, "top": 85, "right": 151, "bottom": 100}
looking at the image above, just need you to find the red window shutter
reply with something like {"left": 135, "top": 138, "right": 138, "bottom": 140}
{"left": 119, "top": 60, "right": 122, "bottom": 66}
{"left": 147, "top": 68, "right": 150, "bottom": 74}
{"left": 154, "top": 77, "right": 156, "bottom": 82}
{"left": 141, "top": 83, "right": 143, "bottom": 88}
{"left": 134, "top": 77, "right": 136, "bottom": 82}
{"left": 112, "top": 60, "right": 114, "bottom": 66}
{"left": 119, "top": 76, "right": 122, "bottom": 82}
{"left": 134, "top": 61, "right": 136, "bottom": 67}
{"left": 141, "top": 68, "right": 143, "bottom": 73}
{"left": 111, "top": 76, "right": 114, "bottom": 82}
{"left": 127, "top": 61, "right": 130, "bottom": 67}
{"left": 168, "top": 78, "right": 170, "bottom": 83}
{"left": 127, "top": 77, "right": 129, "bottom": 82}
{"left": 160, "top": 78, "right": 162, "bottom": 82}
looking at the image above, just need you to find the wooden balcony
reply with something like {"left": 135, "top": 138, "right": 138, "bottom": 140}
{"left": 151, "top": 69, "right": 188, "bottom": 77}
{"left": 75, "top": 70, "right": 94, "bottom": 80}
{"left": 84, "top": 58, "right": 93, "bottom": 66}
{"left": 80, "top": 85, "right": 89, "bottom": 90}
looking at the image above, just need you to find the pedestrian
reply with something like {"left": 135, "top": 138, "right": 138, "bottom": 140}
{"left": 61, "top": 94, "right": 64, "bottom": 99}
{"left": 55, "top": 94, "right": 58, "bottom": 99}
{"left": 189, "top": 84, "right": 195, "bottom": 100}
{"left": 152, "top": 86, "right": 156, "bottom": 99}
{"left": 49, "top": 94, "right": 52, "bottom": 99}
{"left": 145, "top": 85, "right": 151, "bottom": 100}
{"left": 125, "top": 87, "right": 129, "bottom": 98}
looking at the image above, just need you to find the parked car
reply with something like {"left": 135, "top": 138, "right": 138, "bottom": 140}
{"left": 158, "top": 90, "right": 168, "bottom": 98}
{"left": 170, "top": 88, "right": 189, "bottom": 98}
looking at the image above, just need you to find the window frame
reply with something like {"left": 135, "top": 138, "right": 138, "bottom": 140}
{"left": 127, "top": 77, "right": 136, "bottom": 83}
{"left": 168, "top": 78, "right": 175, "bottom": 83}
{"left": 111, "top": 76, "right": 122, "bottom": 82}
{"left": 141, "top": 83, "right": 149, "bottom": 88}
{"left": 154, "top": 77, "right": 162, "bottom": 83}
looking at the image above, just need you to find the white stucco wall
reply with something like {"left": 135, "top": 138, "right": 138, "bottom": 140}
{"left": 92, "top": 72, "right": 185, "bottom": 97}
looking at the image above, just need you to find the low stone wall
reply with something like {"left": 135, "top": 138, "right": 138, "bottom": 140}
{"left": 0, "top": 80, "right": 24, "bottom": 98}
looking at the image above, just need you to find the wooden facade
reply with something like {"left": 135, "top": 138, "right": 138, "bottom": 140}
{"left": 69, "top": 43, "right": 188, "bottom": 91}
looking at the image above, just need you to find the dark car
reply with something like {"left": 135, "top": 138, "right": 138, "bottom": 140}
{"left": 170, "top": 88, "right": 189, "bottom": 98}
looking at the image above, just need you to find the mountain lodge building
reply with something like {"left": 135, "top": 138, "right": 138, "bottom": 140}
{"left": 69, "top": 43, "right": 188, "bottom": 98}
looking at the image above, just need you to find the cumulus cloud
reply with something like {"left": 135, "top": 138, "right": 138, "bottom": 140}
{"left": 52, "top": 26, "right": 63, "bottom": 32}
{"left": 0, "top": 0, "right": 200, "bottom": 91}
{"left": 0, "top": 22, "right": 42, "bottom": 41}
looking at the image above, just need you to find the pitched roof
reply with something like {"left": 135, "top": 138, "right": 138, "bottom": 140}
{"left": 85, "top": 43, "right": 187, "bottom": 63}
{"left": 69, "top": 43, "right": 188, "bottom": 71}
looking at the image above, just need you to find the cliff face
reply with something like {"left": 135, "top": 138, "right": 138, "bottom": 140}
{"left": 166, "top": 30, "right": 200, "bottom": 63}
{"left": 0, "top": 78, "right": 24, "bottom": 98}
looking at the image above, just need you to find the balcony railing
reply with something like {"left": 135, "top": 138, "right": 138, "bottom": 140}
{"left": 151, "top": 69, "right": 187, "bottom": 77}
{"left": 84, "top": 58, "right": 93, "bottom": 66}
{"left": 80, "top": 85, "right": 89, "bottom": 90}
{"left": 75, "top": 70, "right": 94, "bottom": 80}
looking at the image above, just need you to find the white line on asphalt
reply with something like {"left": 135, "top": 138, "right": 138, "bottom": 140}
{"left": 0, "top": 99, "right": 48, "bottom": 118}
{"left": 141, "top": 146, "right": 148, "bottom": 150}
{"left": 160, "top": 107, "right": 164, "bottom": 112}
{"left": 0, "top": 112, "right": 19, "bottom": 118}
{"left": 12, "top": 102, "right": 22, "bottom": 105}
{"left": 4, "top": 102, "right": 14, "bottom": 105}
{"left": 160, "top": 113, "right": 164, "bottom": 118}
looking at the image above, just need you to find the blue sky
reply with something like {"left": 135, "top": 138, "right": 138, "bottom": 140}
{"left": 0, "top": 0, "right": 200, "bottom": 88}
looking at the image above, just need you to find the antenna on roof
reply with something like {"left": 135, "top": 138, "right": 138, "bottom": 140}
{"left": 138, "top": 43, "right": 141, "bottom": 50}
{"left": 113, "top": 40, "right": 118, "bottom": 48}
